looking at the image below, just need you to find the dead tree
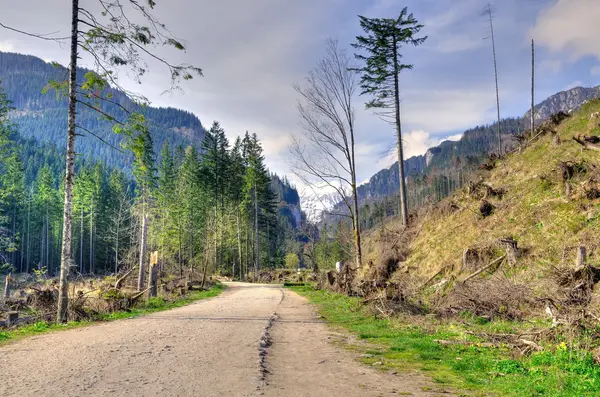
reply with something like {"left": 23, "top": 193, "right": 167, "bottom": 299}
{"left": 483, "top": 4, "right": 502, "bottom": 155}
{"left": 531, "top": 39, "right": 535, "bottom": 135}
{"left": 3, "top": 273, "right": 11, "bottom": 300}
{"left": 290, "top": 39, "right": 363, "bottom": 267}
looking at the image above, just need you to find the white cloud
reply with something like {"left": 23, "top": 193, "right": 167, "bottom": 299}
{"left": 0, "top": 41, "right": 13, "bottom": 52}
{"left": 445, "top": 133, "right": 463, "bottom": 142}
{"left": 401, "top": 87, "right": 496, "bottom": 133}
{"left": 539, "top": 59, "right": 562, "bottom": 74}
{"left": 564, "top": 80, "right": 584, "bottom": 91}
{"left": 531, "top": 0, "right": 600, "bottom": 62}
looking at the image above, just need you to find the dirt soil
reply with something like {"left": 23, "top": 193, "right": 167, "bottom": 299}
{"left": 0, "top": 283, "right": 447, "bottom": 397}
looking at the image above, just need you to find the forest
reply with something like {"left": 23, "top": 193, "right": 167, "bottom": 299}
{"left": 0, "top": 80, "right": 302, "bottom": 281}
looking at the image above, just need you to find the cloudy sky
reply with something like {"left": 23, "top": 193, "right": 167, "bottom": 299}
{"left": 1, "top": 0, "right": 600, "bottom": 186}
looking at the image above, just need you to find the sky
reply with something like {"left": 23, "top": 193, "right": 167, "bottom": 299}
{"left": 1, "top": 0, "right": 600, "bottom": 188}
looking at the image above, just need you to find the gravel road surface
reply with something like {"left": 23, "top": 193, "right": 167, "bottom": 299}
{"left": 0, "top": 283, "right": 446, "bottom": 396}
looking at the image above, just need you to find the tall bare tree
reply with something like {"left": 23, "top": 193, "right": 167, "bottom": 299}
{"left": 483, "top": 3, "right": 502, "bottom": 155}
{"left": 1, "top": 1, "right": 201, "bottom": 322}
{"left": 290, "top": 39, "right": 362, "bottom": 268}
{"left": 531, "top": 39, "right": 535, "bottom": 134}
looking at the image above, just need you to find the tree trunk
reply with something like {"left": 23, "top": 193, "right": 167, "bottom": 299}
{"left": 89, "top": 203, "right": 93, "bottom": 274}
{"left": 531, "top": 39, "right": 535, "bottom": 135}
{"left": 254, "top": 186, "right": 259, "bottom": 281}
{"left": 3, "top": 273, "right": 10, "bottom": 300}
{"left": 148, "top": 262, "right": 157, "bottom": 298}
{"left": 487, "top": 5, "right": 502, "bottom": 155}
{"left": 237, "top": 209, "right": 242, "bottom": 280}
{"left": 137, "top": 211, "right": 148, "bottom": 291}
{"left": 392, "top": 38, "right": 409, "bottom": 226}
{"left": 80, "top": 205, "right": 84, "bottom": 273}
{"left": 57, "top": 0, "right": 80, "bottom": 323}
{"left": 25, "top": 192, "right": 30, "bottom": 273}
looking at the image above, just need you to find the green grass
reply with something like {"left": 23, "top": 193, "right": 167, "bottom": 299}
{"left": 291, "top": 286, "right": 600, "bottom": 397}
{"left": 0, "top": 283, "right": 225, "bottom": 345}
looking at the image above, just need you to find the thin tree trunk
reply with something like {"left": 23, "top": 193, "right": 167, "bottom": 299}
{"left": 487, "top": 4, "right": 502, "bottom": 155}
{"left": 80, "top": 205, "right": 83, "bottom": 273}
{"left": 25, "top": 192, "right": 30, "bottom": 273}
{"left": 57, "top": 0, "right": 80, "bottom": 323}
{"left": 45, "top": 207, "right": 49, "bottom": 273}
{"left": 11, "top": 205, "right": 16, "bottom": 269}
{"left": 137, "top": 209, "right": 148, "bottom": 291}
{"left": 392, "top": 38, "right": 409, "bottom": 226}
{"left": 253, "top": 186, "right": 259, "bottom": 280}
{"left": 114, "top": 222, "right": 119, "bottom": 275}
{"left": 89, "top": 203, "right": 93, "bottom": 274}
{"left": 236, "top": 209, "right": 242, "bottom": 280}
{"left": 531, "top": 39, "right": 535, "bottom": 135}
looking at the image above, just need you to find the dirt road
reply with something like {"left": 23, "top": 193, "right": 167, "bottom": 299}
{"left": 0, "top": 283, "right": 443, "bottom": 396}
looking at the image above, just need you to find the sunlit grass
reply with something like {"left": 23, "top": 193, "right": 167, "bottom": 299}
{"left": 291, "top": 286, "right": 600, "bottom": 396}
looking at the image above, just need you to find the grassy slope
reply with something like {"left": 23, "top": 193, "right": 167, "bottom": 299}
{"left": 0, "top": 283, "right": 225, "bottom": 346}
{"left": 398, "top": 100, "right": 600, "bottom": 282}
{"left": 318, "top": 101, "right": 600, "bottom": 396}
{"left": 292, "top": 285, "right": 600, "bottom": 397}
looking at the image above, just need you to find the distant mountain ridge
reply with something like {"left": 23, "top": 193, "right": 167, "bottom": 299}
{"left": 0, "top": 51, "right": 206, "bottom": 170}
{"left": 330, "top": 85, "right": 600, "bottom": 221}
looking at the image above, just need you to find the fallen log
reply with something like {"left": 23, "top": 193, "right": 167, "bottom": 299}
{"left": 461, "top": 255, "right": 506, "bottom": 284}
{"left": 115, "top": 266, "right": 138, "bottom": 290}
{"left": 573, "top": 136, "right": 600, "bottom": 152}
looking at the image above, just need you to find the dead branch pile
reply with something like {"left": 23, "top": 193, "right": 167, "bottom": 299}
{"left": 479, "top": 154, "right": 499, "bottom": 171}
{"left": 560, "top": 161, "right": 587, "bottom": 182}
{"left": 479, "top": 200, "right": 495, "bottom": 217}
{"left": 467, "top": 179, "right": 506, "bottom": 200}
{"left": 550, "top": 111, "right": 571, "bottom": 126}
{"left": 435, "top": 275, "right": 534, "bottom": 320}
{"left": 550, "top": 264, "right": 600, "bottom": 306}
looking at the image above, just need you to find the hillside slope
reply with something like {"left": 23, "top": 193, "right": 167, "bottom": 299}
{"left": 351, "top": 85, "right": 600, "bottom": 213}
{"left": 0, "top": 52, "right": 206, "bottom": 170}
{"left": 360, "top": 100, "right": 600, "bottom": 318}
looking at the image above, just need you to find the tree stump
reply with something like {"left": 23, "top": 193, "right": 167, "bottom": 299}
{"left": 148, "top": 263, "right": 157, "bottom": 298}
{"left": 576, "top": 246, "right": 586, "bottom": 269}
{"left": 7, "top": 311, "right": 18, "bottom": 326}
{"left": 553, "top": 134, "right": 561, "bottom": 146}
{"left": 479, "top": 200, "right": 494, "bottom": 217}
{"left": 3, "top": 273, "right": 11, "bottom": 300}
{"left": 500, "top": 238, "right": 519, "bottom": 265}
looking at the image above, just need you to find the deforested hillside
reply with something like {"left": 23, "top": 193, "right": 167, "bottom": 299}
{"left": 347, "top": 100, "right": 600, "bottom": 324}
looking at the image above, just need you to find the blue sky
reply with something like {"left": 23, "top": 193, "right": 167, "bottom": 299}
{"left": 0, "top": 0, "right": 599, "bottom": 187}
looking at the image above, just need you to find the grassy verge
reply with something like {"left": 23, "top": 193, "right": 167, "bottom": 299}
{"left": 0, "top": 283, "right": 225, "bottom": 346}
{"left": 290, "top": 285, "right": 600, "bottom": 397}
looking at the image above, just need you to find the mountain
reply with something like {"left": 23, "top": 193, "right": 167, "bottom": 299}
{"left": 0, "top": 52, "right": 206, "bottom": 170}
{"left": 526, "top": 86, "right": 600, "bottom": 121}
{"left": 345, "top": 85, "right": 600, "bottom": 217}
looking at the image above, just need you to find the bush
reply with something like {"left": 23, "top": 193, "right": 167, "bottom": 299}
{"left": 145, "top": 297, "right": 166, "bottom": 309}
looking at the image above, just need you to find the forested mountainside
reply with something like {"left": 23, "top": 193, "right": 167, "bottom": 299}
{"left": 0, "top": 52, "right": 206, "bottom": 170}
{"left": 328, "top": 85, "right": 600, "bottom": 229}
{"left": 0, "top": 64, "right": 302, "bottom": 278}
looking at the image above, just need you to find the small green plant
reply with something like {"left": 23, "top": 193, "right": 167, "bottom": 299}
{"left": 32, "top": 267, "right": 48, "bottom": 282}
{"left": 145, "top": 297, "right": 166, "bottom": 309}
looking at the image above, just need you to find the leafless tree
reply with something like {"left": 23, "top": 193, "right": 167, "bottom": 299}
{"left": 290, "top": 39, "right": 362, "bottom": 268}
{"left": 483, "top": 3, "right": 502, "bottom": 155}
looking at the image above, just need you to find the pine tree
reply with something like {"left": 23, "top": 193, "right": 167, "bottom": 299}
{"left": 352, "top": 8, "right": 427, "bottom": 226}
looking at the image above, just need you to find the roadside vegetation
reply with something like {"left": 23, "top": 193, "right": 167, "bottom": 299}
{"left": 291, "top": 285, "right": 600, "bottom": 397}
{"left": 0, "top": 283, "right": 224, "bottom": 346}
